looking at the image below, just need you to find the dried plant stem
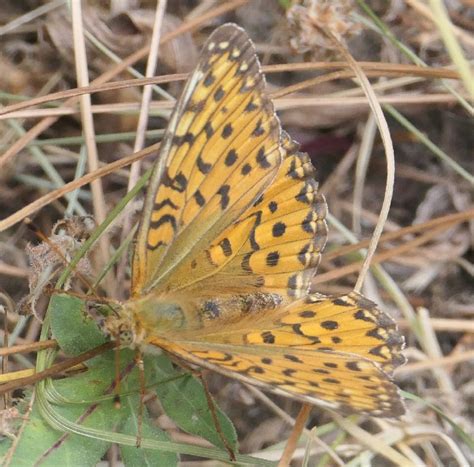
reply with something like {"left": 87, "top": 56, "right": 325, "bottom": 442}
{"left": 0, "top": 0, "right": 249, "bottom": 170}
{"left": 0, "top": 342, "right": 114, "bottom": 396}
{"left": 117, "top": 0, "right": 168, "bottom": 292}
{"left": 128, "top": 0, "right": 168, "bottom": 190}
{"left": 397, "top": 349, "right": 474, "bottom": 375}
{"left": 0, "top": 64, "right": 459, "bottom": 119}
{"left": 0, "top": 339, "right": 57, "bottom": 357}
{"left": 315, "top": 29, "right": 394, "bottom": 294}
{"left": 0, "top": 143, "right": 159, "bottom": 232}
{"left": 71, "top": 1, "right": 111, "bottom": 291}
{"left": 278, "top": 404, "right": 312, "bottom": 467}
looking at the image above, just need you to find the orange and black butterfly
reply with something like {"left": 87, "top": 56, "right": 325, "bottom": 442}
{"left": 105, "top": 23, "right": 405, "bottom": 417}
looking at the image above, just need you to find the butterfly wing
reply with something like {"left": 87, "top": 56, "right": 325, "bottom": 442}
{"left": 125, "top": 23, "right": 406, "bottom": 417}
{"left": 132, "top": 24, "right": 282, "bottom": 296}
{"left": 146, "top": 293, "right": 405, "bottom": 417}
{"left": 160, "top": 131, "right": 328, "bottom": 299}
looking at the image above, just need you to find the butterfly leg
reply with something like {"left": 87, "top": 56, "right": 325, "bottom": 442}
{"left": 196, "top": 370, "right": 236, "bottom": 462}
{"left": 134, "top": 349, "right": 146, "bottom": 447}
{"left": 164, "top": 353, "right": 236, "bottom": 459}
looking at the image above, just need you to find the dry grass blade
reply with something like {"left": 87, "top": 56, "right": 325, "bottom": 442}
{"left": 0, "top": 143, "right": 158, "bottom": 232}
{"left": 278, "top": 404, "right": 312, "bottom": 466}
{"left": 0, "top": 342, "right": 114, "bottom": 396}
{"left": 0, "top": 0, "right": 249, "bottom": 169}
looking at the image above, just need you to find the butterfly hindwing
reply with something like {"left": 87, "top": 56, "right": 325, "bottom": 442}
{"left": 147, "top": 293, "right": 405, "bottom": 417}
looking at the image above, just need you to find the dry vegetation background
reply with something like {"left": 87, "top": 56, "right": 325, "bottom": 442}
{"left": 0, "top": 0, "right": 473, "bottom": 465}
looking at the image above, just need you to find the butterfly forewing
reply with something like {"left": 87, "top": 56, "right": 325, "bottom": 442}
{"left": 162, "top": 131, "right": 328, "bottom": 299}
{"left": 132, "top": 24, "right": 281, "bottom": 296}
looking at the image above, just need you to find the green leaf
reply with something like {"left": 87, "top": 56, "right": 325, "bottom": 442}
{"left": 9, "top": 295, "right": 242, "bottom": 465}
{"left": 5, "top": 354, "right": 126, "bottom": 466}
{"left": 149, "top": 355, "right": 238, "bottom": 454}
{"left": 120, "top": 396, "right": 178, "bottom": 467}
{"left": 49, "top": 294, "right": 106, "bottom": 356}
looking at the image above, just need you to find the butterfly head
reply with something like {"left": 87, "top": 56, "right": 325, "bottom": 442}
{"left": 101, "top": 303, "right": 141, "bottom": 349}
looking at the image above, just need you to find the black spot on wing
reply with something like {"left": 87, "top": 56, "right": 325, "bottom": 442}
{"left": 222, "top": 123, "right": 233, "bottom": 139}
{"left": 213, "top": 85, "right": 224, "bottom": 102}
{"left": 203, "top": 73, "right": 215, "bottom": 87}
{"left": 284, "top": 354, "right": 303, "bottom": 363}
{"left": 197, "top": 155, "right": 212, "bottom": 174}
{"left": 219, "top": 238, "right": 232, "bottom": 257}
{"left": 244, "top": 101, "right": 257, "bottom": 113}
{"left": 346, "top": 362, "right": 361, "bottom": 371}
{"left": 321, "top": 320, "right": 338, "bottom": 330}
{"left": 324, "top": 362, "right": 338, "bottom": 368}
{"left": 241, "top": 253, "right": 252, "bottom": 272}
{"left": 174, "top": 132, "right": 194, "bottom": 146}
{"left": 194, "top": 190, "right": 205, "bottom": 207}
{"left": 323, "top": 378, "right": 340, "bottom": 384}
{"left": 256, "top": 147, "right": 271, "bottom": 168}
{"left": 292, "top": 324, "right": 304, "bottom": 335}
{"left": 272, "top": 222, "right": 286, "bottom": 237}
{"left": 266, "top": 251, "right": 279, "bottom": 266}
{"left": 154, "top": 198, "right": 179, "bottom": 211}
{"left": 217, "top": 185, "right": 230, "bottom": 210}
{"left": 333, "top": 297, "right": 352, "bottom": 307}
{"left": 241, "top": 163, "right": 252, "bottom": 175}
{"left": 299, "top": 310, "right": 316, "bottom": 318}
{"left": 252, "top": 119, "right": 264, "bottom": 137}
{"left": 204, "top": 122, "right": 214, "bottom": 138}
{"left": 225, "top": 149, "right": 238, "bottom": 166}
{"left": 261, "top": 331, "right": 275, "bottom": 344}
{"left": 354, "top": 310, "right": 375, "bottom": 323}
{"left": 163, "top": 171, "right": 187, "bottom": 193}
{"left": 149, "top": 214, "right": 177, "bottom": 231}
{"left": 366, "top": 328, "right": 386, "bottom": 341}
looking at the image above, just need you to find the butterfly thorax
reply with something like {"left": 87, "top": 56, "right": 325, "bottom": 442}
{"left": 104, "top": 291, "right": 286, "bottom": 349}
{"left": 104, "top": 295, "right": 190, "bottom": 349}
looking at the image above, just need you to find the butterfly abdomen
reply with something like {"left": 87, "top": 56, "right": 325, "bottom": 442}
{"left": 199, "top": 292, "right": 284, "bottom": 322}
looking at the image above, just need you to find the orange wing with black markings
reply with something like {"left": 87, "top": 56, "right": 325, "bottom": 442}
{"left": 160, "top": 131, "right": 328, "bottom": 299}
{"left": 117, "top": 23, "right": 406, "bottom": 419}
{"left": 147, "top": 293, "right": 406, "bottom": 417}
{"left": 132, "top": 24, "right": 282, "bottom": 297}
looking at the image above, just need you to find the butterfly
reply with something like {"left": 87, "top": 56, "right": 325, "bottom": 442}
{"left": 106, "top": 23, "right": 406, "bottom": 417}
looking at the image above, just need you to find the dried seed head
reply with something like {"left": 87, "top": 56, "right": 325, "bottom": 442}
{"left": 18, "top": 216, "right": 94, "bottom": 319}
{"left": 287, "top": 0, "right": 363, "bottom": 57}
